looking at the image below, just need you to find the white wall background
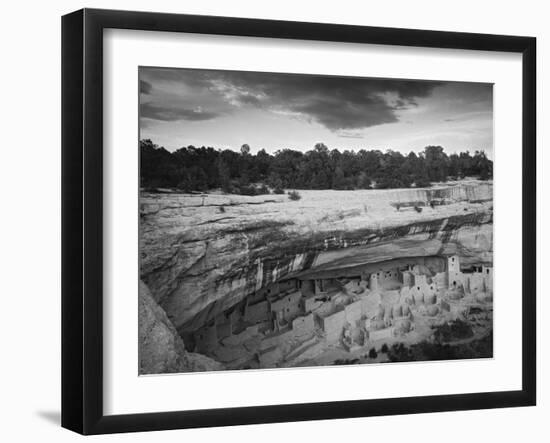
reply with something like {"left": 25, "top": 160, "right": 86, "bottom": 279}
{"left": 0, "top": 0, "right": 546, "bottom": 441}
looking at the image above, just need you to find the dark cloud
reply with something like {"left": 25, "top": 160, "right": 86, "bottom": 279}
{"left": 140, "top": 80, "right": 152, "bottom": 95}
{"left": 140, "top": 68, "right": 443, "bottom": 130}
{"left": 211, "top": 72, "right": 441, "bottom": 130}
{"left": 293, "top": 96, "right": 398, "bottom": 129}
{"left": 141, "top": 102, "right": 219, "bottom": 122}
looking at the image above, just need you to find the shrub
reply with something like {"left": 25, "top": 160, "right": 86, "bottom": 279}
{"left": 414, "top": 177, "right": 432, "bottom": 188}
{"left": 414, "top": 205, "right": 423, "bottom": 213}
{"left": 237, "top": 184, "right": 258, "bottom": 196}
{"left": 273, "top": 187, "right": 285, "bottom": 194}
{"left": 381, "top": 343, "right": 389, "bottom": 353}
{"left": 219, "top": 205, "right": 225, "bottom": 213}
{"left": 368, "top": 348, "right": 378, "bottom": 359}
{"left": 433, "top": 319, "right": 474, "bottom": 343}
{"left": 288, "top": 190, "right": 302, "bottom": 201}
{"left": 387, "top": 343, "right": 411, "bottom": 362}
{"left": 257, "top": 184, "right": 270, "bottom": 195}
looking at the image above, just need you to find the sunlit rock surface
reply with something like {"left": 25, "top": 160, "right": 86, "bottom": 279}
{"left": 138, "top": 280, "right": 224, "bottom": 374}
{"left": 140, "top": 180, "right": 492, "bottom": 335}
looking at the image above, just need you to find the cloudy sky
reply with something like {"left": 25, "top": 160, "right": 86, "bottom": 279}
{"left": 139, "top": 67, "right": 493, "bottom": 158}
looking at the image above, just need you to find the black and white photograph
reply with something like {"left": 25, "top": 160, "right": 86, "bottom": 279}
{"left": 138, "top": 67, "right": 494, "bottom": 375}
{"left": 1, "top": 0, "right": 545, "bottom": 440}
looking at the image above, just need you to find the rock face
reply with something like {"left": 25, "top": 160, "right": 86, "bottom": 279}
{"left": 139, "top": 280, "right": 224, "bottom": 374}
{"left": 140, "top": 181, "right": 493, "bottom": 335}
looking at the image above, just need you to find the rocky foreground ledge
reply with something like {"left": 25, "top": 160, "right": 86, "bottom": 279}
{"left": 139, "top": 180, "right": 493, "bottom": 339}
{"left": 139, "top": 280, "right": 224, "bottom": 374}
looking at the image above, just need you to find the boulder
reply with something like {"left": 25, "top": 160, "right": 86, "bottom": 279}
{"left": 139, "top": 280, "right": 224, "bottom": 374}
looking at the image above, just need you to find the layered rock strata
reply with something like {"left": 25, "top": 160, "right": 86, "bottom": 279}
{"left": 139, "top": 181, "right": 493, "bottom": 336}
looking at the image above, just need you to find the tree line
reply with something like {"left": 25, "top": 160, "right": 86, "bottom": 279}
{"left": 140, "top": 139, "right": 492, "bottom": 194}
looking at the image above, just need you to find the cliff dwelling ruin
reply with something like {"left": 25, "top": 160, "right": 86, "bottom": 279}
{"left": 185, "top": 254, "right": 493, "bottom": 370}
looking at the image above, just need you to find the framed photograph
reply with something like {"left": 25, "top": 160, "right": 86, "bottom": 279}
{"left": 62, "top": 8, "right": 536, "bottom": 435}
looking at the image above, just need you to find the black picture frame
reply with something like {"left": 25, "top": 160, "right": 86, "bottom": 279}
{"left": 61, "top": 8, "right": 536, "bottom": 435}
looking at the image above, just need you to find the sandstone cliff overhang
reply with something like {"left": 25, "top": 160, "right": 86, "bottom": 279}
{"left": 140, "top": 181, "right": 493, "bottom": 334}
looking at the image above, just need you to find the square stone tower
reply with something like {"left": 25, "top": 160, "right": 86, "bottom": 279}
{"left": 369, "top": 272, "right": 380, "bottom": 291}
{"left": 447, "top": 255, "right": 462, "bottom": 289}
{"left": 482, "top": 265, "right": 494, "bottom": 291}
{"left": 448, "top": 255, "right": 460, "bottom": 274}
